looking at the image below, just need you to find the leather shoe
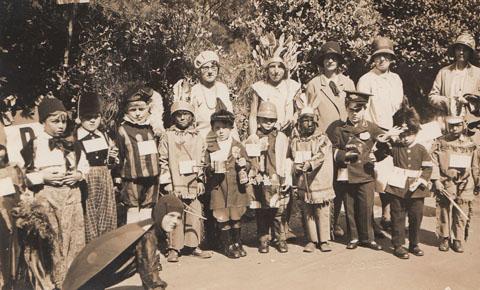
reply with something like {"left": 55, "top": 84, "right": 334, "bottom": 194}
{"left": 409, "top": 245, "right": 424, "bottom": 256}
{"left": 167, "top": 249, "right": 179, "bottom": 263}
{"left": 224, "top": 244, "right": 240, "bottom": 259}
{"left": 438, "top": 238, "right": 450, "bottom": 252}
{"left": 192, "top": 248, "right": 213, "bottom": 259}
{"left": 380, "top": 218, "right": 392, "bottom": 230}
{"left": 359, "top": 241, "right": 382, "bottom": 251}
{"left": 394, "top": 247, "right": 409, "bottom": 259}
{"left": 276, "top": 240, "right": 288, "bottom": 253}
{"left": 319, "top": 242, "right": 332, "bottom": 252}
{"left": 452, "top": 240, "right": 464, "bottom": 253}
{"left": 303, "top": 242, "right": 316, "bottom": 253}
{"left": 234, "top": 243, "right": 247, "bottom": 257}
{"left": 346, "top": 240, "right": 358, "bottom": 249}
{"left": 258, "top": 241, "right": 269, "bottom": 253}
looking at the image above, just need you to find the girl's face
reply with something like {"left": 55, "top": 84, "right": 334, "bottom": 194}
{"left": 323, "top": 54, "right": 340, "bottom": 73}
{"left": 200, "top": 61, "right": 219, "bottom": 85}
{"left": 173, "top": 111, "right": 194, "bottom": 130}
{"left": 373, "top": 53, "right": 392, "bottom": 73}
{"left": 454, "top": 45, "right": 471, "bottom": 63}
{"left": 212, "top": 121, "right": 232, "bottom": 141}
{"left": 126, "top": 101, "right": 149, "bottom": 123}
{"left": 346, "top": 103, "right": 365, "bottom": 124}
{"left": 44, "top": 112, "right": 67, "bottom": 137}
{"left": 81, "top": 114, "right": 101, "bottom": 132}
{"left": 267, "top": 62, "right": 286, "bottom": 85}
{"left": 161, "top": 212, "right": 182, "bottom": 233}
{"left": 258, "top": 117, "right": 277, "bottom": 132}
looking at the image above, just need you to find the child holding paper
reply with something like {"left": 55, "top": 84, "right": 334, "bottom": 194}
{"left": 116, "top": 84, "right": 160, "bottom": 224}
{"left": 75, "top": 92, "right": 118, "bottom": 243}
{"left": 205, "top": 109, "right": 251, "bottom": 259}
{"left": 246, "top": 101, "right": 291, "bottom": 254}
{"left": 377, "top": 106, "right": 433, "bottom": 259}
{"left": 19, "top": 97, "right": 86, "bottom": 289}
{"left": 290, "top": 106, "right": 334, "bottom": 253}
{"left": 158, "top": 100, "right": 212, "bottom": 262}
{"left": 431, "top": 116, "right": 480, "bottom": 253}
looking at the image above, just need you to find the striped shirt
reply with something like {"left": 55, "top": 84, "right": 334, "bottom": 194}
{"left": 117, "top": 122, "right": 160, "bottom": 179}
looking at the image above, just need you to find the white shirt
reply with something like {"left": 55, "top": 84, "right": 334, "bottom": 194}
{"left": 357, "top": 70, "right": 404, "bottom": 129}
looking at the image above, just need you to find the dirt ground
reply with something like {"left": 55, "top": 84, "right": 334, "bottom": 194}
{"left": 110, "top": 197, "right": 480, "bottom": 290}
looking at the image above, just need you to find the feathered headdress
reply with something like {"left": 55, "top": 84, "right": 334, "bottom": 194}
{"left": 252, "top": 32, "right": 300, "bottom": 77}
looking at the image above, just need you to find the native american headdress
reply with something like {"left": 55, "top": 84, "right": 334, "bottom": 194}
{"left": 252, "top": 32, "right": 300, "bottom": 77}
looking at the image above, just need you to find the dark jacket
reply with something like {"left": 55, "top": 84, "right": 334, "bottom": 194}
{"left": 205, "top": 138, "right": 251, "bottom": 210}
{"left": 331, "top": 119, "right": 384, "bottom": 184}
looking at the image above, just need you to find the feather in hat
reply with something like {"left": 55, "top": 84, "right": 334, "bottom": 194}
{"left": 252, "top": 32, "right": 300, "bottom": 76}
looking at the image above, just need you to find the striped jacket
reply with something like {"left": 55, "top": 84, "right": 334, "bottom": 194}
{"left": 117, "top": 121, "right": 160, "bottom": 179}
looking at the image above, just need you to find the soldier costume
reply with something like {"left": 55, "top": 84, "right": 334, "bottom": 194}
{"left": 290, "top": 106, "right": 335, "bottom": 253}
{"left": 158, "top": 101, "right": 211, "bottom": 261}
{"left": 246, "top": 102, "right": 291, "bottom": 254}
{"left": 431, "top": 116, "right": 480, "bottom": 253}
{"left": 378, "top": 106, "right": 433, "bottom": 259}
{"left": 331, "top": 90, "right": 384, "bottom": 250}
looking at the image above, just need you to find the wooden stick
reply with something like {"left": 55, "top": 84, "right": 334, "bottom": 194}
{"left": 440, "top": 189, "right": 469, "bottom": 221}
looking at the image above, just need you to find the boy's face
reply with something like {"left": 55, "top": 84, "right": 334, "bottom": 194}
{"left": 212, "top": 121, "right": 232, "bottom": 141}
{"left": 400, "top": 132, "right": 416, "bottom": 146}
{"left": 267, "top": 62, "right": 285, "bottom": 85}
{"left": 161, "top": 212, "right": 182, "bottom": 233}
{"left": 126, "top": 100, "right": 149, "bottom": 123}
{"left": 44, "top": 112, "right": 67, "bottom": 137}
{"left": 81, "top": 114, "right": 101, "bottom": 132}
{"left": 448, "top": 123, "right": 464, "bottom": 137}
{"left": 173, "top": 111, "right": 194, "bottom": 130}
{"left": 299, "top": 115, "right": 316, "bottom": 136}
{"left": 258, "top": 117, "right": 277, "bottom": 132}
{"left": 346, "top": 103, "right": 365, "bottom": 124}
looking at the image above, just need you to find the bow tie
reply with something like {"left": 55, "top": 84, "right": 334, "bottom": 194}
{"left": 49, "top": 137, "right": 74, "bottom": 152}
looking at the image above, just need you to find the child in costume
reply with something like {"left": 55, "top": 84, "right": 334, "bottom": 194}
{"left": 290, "top": 106, "right": 335, "bottom": 253}
{"left": 431, "top": 116, "right": 480, "bottom": 253}
{"left": 205, "top": 109, "right": 251, "bottom": 259}
{"left": 377, "top": 106, "right": 433, "bottom": 259}
{"left": 246, "top": 101, "right": 291, "bottom": 254}
{"left": 19, "top": 97, "right": 86, "bottom": 289}
{"left": 158, "top": 100, "right": 212, "bottom": 262}
{"left": 75, "top": 91, "right": 118, "bottom": 243}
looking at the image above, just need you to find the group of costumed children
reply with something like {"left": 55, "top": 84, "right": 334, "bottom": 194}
{"left": 3, "top": 82, "right": 479, "bottom": 290}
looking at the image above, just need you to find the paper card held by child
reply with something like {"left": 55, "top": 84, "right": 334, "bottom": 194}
{"left": 26, "top": 172, "right": 44, "bottom": 186}
{"left": 246, "top": 144, "right": 261, "bottom": 157}
{"left": 337, "top": 168, "right": 349, "bottom": 181}
{"left": 0, "top": 177, "right": 16, "bottom": 196}
{"left": 449, "top": 154, "right": 472, "bottom": 168}
{"left": 138, "top": 140, "right": 158, "bottom": 156}
{"left": 387, "top": 167, "right": 408, "bottom": 188}
{"left": 82, "top": 137, "right": 109, "bottom": 153}
{"left": 179, "top": 160, "right": 197, "bottom": 175}
{"left": 294, "top": 151, "right": 312, "bottom": 164}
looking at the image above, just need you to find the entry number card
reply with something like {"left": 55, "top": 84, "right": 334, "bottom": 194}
{"left": 246, "top": 144, "right": 261, "bottom": 157}
{"left": 0, "top": 177, "right": 16, "bottom": 196}
{"left": 138, "top": 140, "right": 158, "bottom": 156}
{"left": 387, "top": 168, "right": 408, "bottom": 188}
{"left": 294, "top": 151, "right": 312, "bottom": 164}
{"left": 179, "top": 160, "right": 197, "bottom": 175}
{"left": 83, "top": 137, "right": 108, "bottom": 153}
{"left": 449, "top": 154, "right": 472, "bottom": 168}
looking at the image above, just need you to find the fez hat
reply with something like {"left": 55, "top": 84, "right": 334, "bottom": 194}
{"left": 78, "top": 92, "right": 102, "bottom": 119}
{"left": 344, "top": 90, "right": 372, "bottom": 107}
{"left": 371, "top": 37, "right": 395, "bottom": 58}
{"left": 315, "top": 41, "right": 344, "bottom": 65}
{"left": 171, "top": 100, "right": 195, "bottom": 116}
{"left": 38, "top": 97, "right": 66, "bottom": 123}
{"left": 194, "top": 50, "right": 220, "bottom": 69}
{"left": 257, "top": 101, "right": 278, "bottom": 119}
{"left": 448, "top": 32, "right": 476, "bottom": 57}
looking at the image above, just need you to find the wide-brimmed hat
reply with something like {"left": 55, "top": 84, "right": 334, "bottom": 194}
{"left": 371, "top": 37, "right": 395, "bottom": 58}
{"left": 315, "top": 41, "right": 344, "bottom": 64}
{"left": 448, "top": 32, "right": 476, "bottom": 57}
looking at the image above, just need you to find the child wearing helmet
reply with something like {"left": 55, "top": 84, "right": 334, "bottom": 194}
{"left": 158, "top": 100, "right": 212, "bottom": 262}
{"left": 290, "top": 106, "right": 334, "bottom": 252}
{"left": 245, "top": 101, "right": 292, "bottom": 254}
